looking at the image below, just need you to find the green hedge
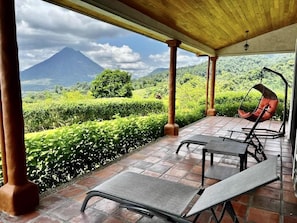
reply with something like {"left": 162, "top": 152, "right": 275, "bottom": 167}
{"left": 23, "top": 107, "right": 204, "bottom": 192}
{"left": 1, "top": 89, "right": 288, "bottom": 192}
{"left": 25, "top": 116, "right": 165, "bottom": 192}
{"left": 23, "top": 98, "right": 165, "bottom": 133}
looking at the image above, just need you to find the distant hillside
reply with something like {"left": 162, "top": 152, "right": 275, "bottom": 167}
{"left": 133, "top": 53, "right": 295, "bottom": 91}
{"left": 148, "top": 68, "right": 168, "bottom": 76}
{"left": 21, "top": 47, "right": 104, "bottom": 91}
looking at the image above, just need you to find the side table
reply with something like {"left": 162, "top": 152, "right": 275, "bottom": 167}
{"left": 202, "top": 140, "right": 249, "bottom": 186}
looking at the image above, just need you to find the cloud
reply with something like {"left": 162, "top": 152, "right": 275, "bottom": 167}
{"left": 14, "top": 0, "right": 201, "bottom": 77}
{"left": 83, "top": 43, "right": 149, "bottom": 73}
{"left": 149, "top": 50, "right": 206, "bottom": 68}
{"left": 15, "top": 0, "right": 132, "bottom": 71}
{"left": 15, "top": 0, "right": 126, "bottom": 42}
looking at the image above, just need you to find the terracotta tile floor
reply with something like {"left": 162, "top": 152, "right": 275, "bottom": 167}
{"left": 1, "top": 116, "right": 297, "bottom": 223}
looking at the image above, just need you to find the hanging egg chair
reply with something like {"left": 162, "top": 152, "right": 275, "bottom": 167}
{"left": 238, "top": 83, "right": 278, "bottom": 122}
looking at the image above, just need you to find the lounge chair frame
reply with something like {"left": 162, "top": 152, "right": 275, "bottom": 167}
{"left": 227, "top": 104, "right": 269, "bottom": 162}
{"left": 81, "top": 158, "right": 279, "bottom": 223}
{"left": 176, "top": 105, "right": 269, "bottom": 162}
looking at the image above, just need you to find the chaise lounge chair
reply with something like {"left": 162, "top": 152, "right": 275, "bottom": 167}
{"left": 81, "top": 157, "right": 279, "bottom": 223}
{"left": 176, "top": 105, "right": 269, "bottom": 162}
{"left": 175, "top": 134, "right": 225, "bottom": 154}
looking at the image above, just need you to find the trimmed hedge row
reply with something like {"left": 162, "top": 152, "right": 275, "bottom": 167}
{"left": 23, "top": 98, "right": 165, "bottom": 133}
{"left": 0, "top": 90, "right": 288, "bottom": 192}
{"left": 24, "top": 107, "right": 205, "bottom": 192}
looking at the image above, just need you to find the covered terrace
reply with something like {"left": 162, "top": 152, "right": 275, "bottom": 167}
{"left": 1, "top": 116, "right": 296, "bottom": 222}
{"left": 1, "top": 0, "right": 297, "bottom": 221}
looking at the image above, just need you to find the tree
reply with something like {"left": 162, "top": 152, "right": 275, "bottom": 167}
{"left": 90, "top": 69, "right": 133, "bottom": 98}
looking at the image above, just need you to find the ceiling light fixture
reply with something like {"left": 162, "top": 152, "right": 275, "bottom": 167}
{"left": 244, "top": 30, "right": 249, "bottom": 51}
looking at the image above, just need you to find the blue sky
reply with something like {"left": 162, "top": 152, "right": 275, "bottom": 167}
{"left": 15, "top": 0, "right": 205, "bottom": 77}
{"left": 100, "top": 34, "right": 168, "bottom": 58}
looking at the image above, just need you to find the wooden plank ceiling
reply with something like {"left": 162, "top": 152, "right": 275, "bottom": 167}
{"left": 44, "top": 0, "right": 297, "bottom": 56}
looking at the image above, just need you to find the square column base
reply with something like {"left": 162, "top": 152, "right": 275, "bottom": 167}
{"left": 0, "top": 181, "right": 39, "bottom": 215}
{"left": 207, "top": 108, "right": 217, "bottom": 116}
{"left": 164, "top": 123, "right": 179, "bottom": 136}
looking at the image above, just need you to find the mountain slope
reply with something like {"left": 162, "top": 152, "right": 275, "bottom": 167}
{"left": 21, "top": 47, "right": 104, "bottom": 91}
{"left": 148, "top": 68, "right": 168, "bottom": 76}
{"left": 133, "top": 53, "right": 294, "bottom": 92}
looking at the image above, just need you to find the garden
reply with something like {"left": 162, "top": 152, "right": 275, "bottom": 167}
{"left": 0, "top": 62, "right": 292, "bottom": 193}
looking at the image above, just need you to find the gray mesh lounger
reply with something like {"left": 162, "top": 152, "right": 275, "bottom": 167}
{"left": 176, "top": 108, "right": 270, "bottom": 162}
{"left": 176, "top": 134, "right": 224, "bottom": 154}
{"left": 81, "top": 157, "right": 279, "bottom": 223}
{"left": 176, "top": 132, "right": 267, "bottom": 162}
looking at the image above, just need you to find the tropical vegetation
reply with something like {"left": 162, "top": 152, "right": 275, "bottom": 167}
{"left": 91, "top": 69, "right": 133, "bottom": 98}
{"left": 0, "top": 53, "right": 294, "bottom": 192}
